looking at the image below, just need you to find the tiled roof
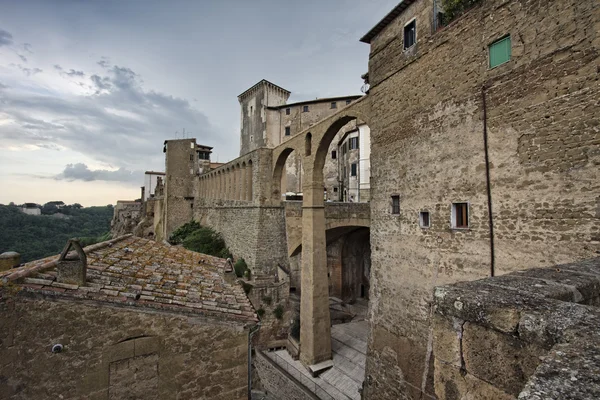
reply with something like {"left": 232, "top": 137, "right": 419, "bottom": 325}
{"left": 1, "top": 236, "right": 257, "bottom": 323}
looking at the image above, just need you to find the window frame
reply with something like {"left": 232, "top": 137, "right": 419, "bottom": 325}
{"left": 285, "top": 126, "right": 291, "bottom": 136}
{"left": 303, "top": 105, "right": 309, "bottom": 113}
{"left": 346, "top": 99, "right": 351, "bottom": 105}
{"left": 349, "top": 137, "right": 359, "bottom": 150}
{"left": 285, "top": 108, "right": 291, "bottom": 115}
{"left": 331, "top": 150, "right": 337, "bottom": 159}
{"left": 489, "top": 35, "right": 512, "bottom": 69}
{"left": 351, "top": 163, "right": 357, "bottom": 177}
{"left": 391, "top": 195, "right": 400, "bottom": 215}
{"left": 451, "top": 202, "right": 470, "bottom": 229}
{"left": 331, "top": 102, "right": 337, "bottom": 109}
{"left": 403, "top": 18, "right": 417, "bottom": 50}
{"left": 419, "top": 211, "right": 431, "bottom": 228}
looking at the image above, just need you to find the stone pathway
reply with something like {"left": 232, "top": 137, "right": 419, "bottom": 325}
{"left": 266, "top": 320, "right": 368, "bottom": 400}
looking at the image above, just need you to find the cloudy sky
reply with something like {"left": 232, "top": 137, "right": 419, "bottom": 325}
{"left": 0, "top": 0, "right": 397, "bottom": 206}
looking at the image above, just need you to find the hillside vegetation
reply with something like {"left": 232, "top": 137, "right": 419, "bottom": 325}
{"left": 0, "top": 203, "right": 113, "bottom": 263}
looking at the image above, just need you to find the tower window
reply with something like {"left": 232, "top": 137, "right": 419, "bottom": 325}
{"left": 404, "top": 19, "right": 416, "bottom": 50}
{"left": 285, "top": 127, "right": 291, "bottom": 136}
{"left": 346, "top": 99, "right": 351, "bottom": 105}
{"left": 286, "top": 108, "right": 290, "bottom": 115}
{"left": 452, "top": 203, "right": 469, "bottom": 229}
{"left": 419, "top": 211, "right": 430, "bottom": 228}
{"left": 303, "top": 105, "right": 309, "bottom": 113}
{"left": 391, "top": 195, "right": 400, "bottom": 215}
{"left": 331, "top": 102, "right": 337, "bottom": 109}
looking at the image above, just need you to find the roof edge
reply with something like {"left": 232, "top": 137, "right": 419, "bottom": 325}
{"left": 238, "top": 79, "right": 291, "bottom": 100}
{"left": 360, "top": 0, "right": 416, "bottom": 44}
{"left": 266, "top": 95, "right": 363, "bottom": 110}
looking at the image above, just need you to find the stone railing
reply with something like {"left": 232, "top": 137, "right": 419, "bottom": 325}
{"left": 432, "top": 257, "right": 600, "bottom": 399}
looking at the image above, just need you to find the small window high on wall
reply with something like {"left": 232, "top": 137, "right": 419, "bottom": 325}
{"left": 452, "top": 203, "right": 469, "bottom": 229}
{"left": 285, "top": 127, "right": 291, "bottom": 136}
{"left": 489, "top": 35, "right": 511, "bottom": 68}
{"left": 404, "top": 19, "right": 416, "bottom": 50}
{"left": 391, "top": 195, "right": 400, "bottom": 215}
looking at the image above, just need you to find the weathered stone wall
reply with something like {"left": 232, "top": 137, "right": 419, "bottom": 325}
{"left": 253, "top": 350, "right": 317, "bottom": 400}
{"left": 364, "top": 0, "right": 600, "bottom": 398}
{"left": 110, "top": 201, "right": 142, "bottom": 237}
{"left": 433, "top": 258, "right": 600, "bottom": 399}
{"left": 0, "top": 294, "right": 248, "bottom": 400}
{"left": 163, "top": 139, "right": 198, "bottom": 239}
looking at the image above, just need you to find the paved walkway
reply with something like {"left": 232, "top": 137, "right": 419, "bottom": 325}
{"left": 266, "top": 320, "right": 368, "bottom": 400}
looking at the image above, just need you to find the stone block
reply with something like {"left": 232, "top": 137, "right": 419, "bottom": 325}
{"left": 434, "top": 358, "right": 514, "bottom": 400}
{"left": 462, "top": 323, "right": 545, "bottom": 396}
{"left": 432, "top": 314, "right": 462, "bottom": 367}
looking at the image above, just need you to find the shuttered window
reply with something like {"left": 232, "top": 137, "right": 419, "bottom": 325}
{"left": 489, "top": 36, "right": 511, "bottom": 68}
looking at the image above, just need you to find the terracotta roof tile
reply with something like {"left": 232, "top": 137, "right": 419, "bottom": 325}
{"left": 2, "top": 236, "right": 257, "bottom": 323}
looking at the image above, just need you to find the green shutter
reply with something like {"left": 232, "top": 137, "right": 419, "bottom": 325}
{"left": 489, "top": 36, "right": 511, "bottom": 68}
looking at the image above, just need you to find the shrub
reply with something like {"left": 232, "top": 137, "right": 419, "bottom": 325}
{"left": 256, "top": 308, "right": 265, "bottom": 318}
{"left": 441, "top": 0, "right": 482, "bottom": 24}
{"left": 169, "top": 221, "right": 202, "bottom": 245}
{"left": 273, "top": 304, "right": 284, "bottom": 320}
{"left": 234, "top": 258, "right": 248, "bottom": 278}
{"left": 290, "top": 316, "right": 300, "bottom": 340}
{"left": 181, "top": 227, "right": 230, "bottom": 258}
{"left": 242, "top": 282, "right": 253, "bottom": 294}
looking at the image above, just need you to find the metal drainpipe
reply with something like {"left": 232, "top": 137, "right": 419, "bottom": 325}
{"left": 482, "top": 85, "right": 496, "bottom": 277}
{"left": 247, "top": 323, "right": 261, "bottom": 400}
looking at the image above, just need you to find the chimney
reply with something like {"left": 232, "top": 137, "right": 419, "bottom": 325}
{"left": 56, "top": 239, "right": 87, "bottom": 286}
{"left": 0, "top": 252, "right": 21, "bottom": 271}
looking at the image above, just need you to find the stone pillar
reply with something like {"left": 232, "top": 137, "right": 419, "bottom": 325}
{"left": 56, "top": 239, "right": 87, "bottom": 286}
{"left": 246, "top": 163, "right": 253, "bottom": 202}
{"left": 300, "top": 171, "right": 332, "bottom": 366}
{"left": 0, "top": 252, "right": 21, "bottom": 271}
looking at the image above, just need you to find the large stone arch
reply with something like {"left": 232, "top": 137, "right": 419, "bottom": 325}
{"left": 271, "top": 146, "right": 299, "bottom": 202}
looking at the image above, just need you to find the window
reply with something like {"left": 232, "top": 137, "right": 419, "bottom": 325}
{"left": 489, "top": 35, "right": 511, "bottom": 68}
{"left": 452, "top": 203, "right": 469, "bottom": 229}
{"left": 331, "top": 150, "right": 337, "bottom": 159}
{"left": 351, "top": 163, "right": 357, "bottom": 177}
{"left": 346, "top": 99, "right": 351, "bottom": 105}
{"left": 303, "top": 105, "right": 309, "bottom": 113}
{"left": 286, "top": 108, "right": 290, "bottom": 115}
{"left": 331, "top": 102, "right": 337, "bottom": 109}
{"left": 391, "top": 195, "right": 400, "bottom": 215}
{"left": 419, "top": 211, "right": 430, "bottom": 228}
{"left": 250, "top": 106, "right": 253, "bottom": 114}
{"left": 349, "top": 137, "right": 359, "bottom": 150}
{"left": 333, "top": 187, "right": 338, "bottom": 193}
{"left": 404, "top": 19, "right": 416, "bottom": 50}
{"left": 285, "top": 127, "right": 291, "bottom": 136}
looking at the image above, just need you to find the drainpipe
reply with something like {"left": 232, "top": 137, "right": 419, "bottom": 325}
{"left": 247, "top": 322, "right": 261, "bottom": 400}
{"left": 481, "top": 85, "right": 495, "bottom": 277}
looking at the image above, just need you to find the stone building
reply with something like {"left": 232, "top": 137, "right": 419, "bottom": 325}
{"left": 359, "top": 0, "right": 600, "bottom": 398}
{"left": 0, "top": 235, "right": 257, "bottom": 400}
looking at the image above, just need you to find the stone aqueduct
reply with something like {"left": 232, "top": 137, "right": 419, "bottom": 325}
{"left": 184, "top": 98, "right": 373, "bottom": 366}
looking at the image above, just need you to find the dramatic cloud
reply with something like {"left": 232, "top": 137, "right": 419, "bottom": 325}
{"left": 0, "top": 62, "right": 217, "bottom": 171}
{"left": 55, "top": 163, "right": 141, "bottom": 183}
{"left": 0, "top": 29, "right": 13, "bottom": 46}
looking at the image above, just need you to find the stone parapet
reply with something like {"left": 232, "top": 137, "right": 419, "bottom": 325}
{"left": 433, "top": 258, "right": 600, "bottom": 399}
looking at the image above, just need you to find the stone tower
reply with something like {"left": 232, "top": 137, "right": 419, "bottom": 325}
{"left": 238, "top": 79, "right": 290, "bottom": 156}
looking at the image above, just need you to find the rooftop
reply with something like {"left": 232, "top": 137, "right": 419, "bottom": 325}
{"left": 238, "top": 79, "right": 290, "bottom": 100}
{"left": 144, "top": 171, "right": 165, "bottom": 175}
{"left": 1, "top": 235, "right": 257, "bottom": 323}
{"left": 267, "top": 95, "right": 363, "bottom": 110}
{"left": 360, "top": 0, "right": 417, "bottom": 44}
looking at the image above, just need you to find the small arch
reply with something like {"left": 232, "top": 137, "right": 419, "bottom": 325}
{"left": 305, "top": 132, "right": 312, "bottom": 156}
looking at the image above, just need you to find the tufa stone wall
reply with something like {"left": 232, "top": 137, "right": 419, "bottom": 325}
{"left": 364, "top": 0, "right": 600, "bottom": 398}
{"left": 433, "top": 257, "right": 600, "bottom": 399}
{"left": 253, "top": 350, "right": 317, "bottom": 400}
{"left": 0, "top": 294, "right": 249, "bottom": 400}
{"left": 110, "top": 201, "right": 142, "bottom": 238}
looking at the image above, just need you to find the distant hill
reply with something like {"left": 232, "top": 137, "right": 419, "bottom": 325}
{"left": 0, "top": 203, "right": 114, "bottom": 263}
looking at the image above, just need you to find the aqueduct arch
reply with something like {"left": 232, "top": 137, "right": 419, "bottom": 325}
{"left": 270, "top": 98, "right": 372, "bottom": 366}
